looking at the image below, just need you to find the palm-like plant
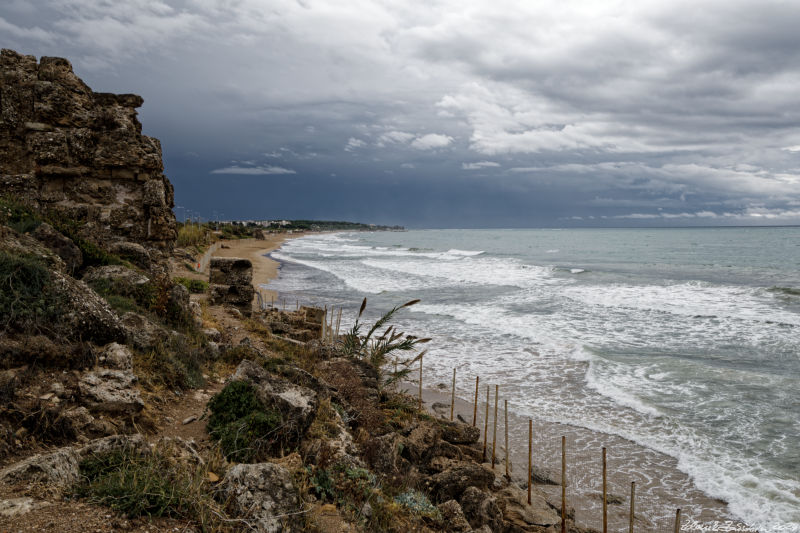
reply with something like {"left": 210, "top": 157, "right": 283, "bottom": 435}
{"left": 341, "top": 298, "right": 431, "bottom": 388}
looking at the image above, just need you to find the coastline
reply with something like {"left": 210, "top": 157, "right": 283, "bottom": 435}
{"left": 209, "top": 233, "right": 298, "bottom": 297}
{"left": 401, "top": 382, "right": 749, "bottom": 531}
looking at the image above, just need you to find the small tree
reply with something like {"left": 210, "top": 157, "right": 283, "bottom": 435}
{"left": 340, "top": 298, "right": 430, "bottom": 390}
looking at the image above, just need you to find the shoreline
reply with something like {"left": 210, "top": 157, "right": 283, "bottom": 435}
{"left": 258, "top": 231, "right": 756, "bottom": 532}
{"left": 209, "top": 233, "right": 299, "bottom": 298}
{"left": 401, "top": 381, "right": 749, "bottom": 531}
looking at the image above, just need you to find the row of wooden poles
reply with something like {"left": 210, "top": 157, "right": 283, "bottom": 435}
{"left": 412, "top": 360, "right": 683, "bottom": 533}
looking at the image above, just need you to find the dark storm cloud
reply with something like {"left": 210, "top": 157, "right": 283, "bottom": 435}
{"left": 2, "top": 0, "right": 800, "bottom": 226}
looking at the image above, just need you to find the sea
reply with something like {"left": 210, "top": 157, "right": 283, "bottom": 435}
{"left": 265, "top": 228, "right": 800, "bottom": 532}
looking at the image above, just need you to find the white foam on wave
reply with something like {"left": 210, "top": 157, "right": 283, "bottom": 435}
{"left": 560, "top": 281, "right": 800, "bottom": 326}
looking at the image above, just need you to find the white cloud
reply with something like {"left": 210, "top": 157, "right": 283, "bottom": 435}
{"left": 782, "top": 145, "right": 800, "bottom": 153}
{"left": 462, "top": 161, "right": 500, "bottom": 170}
{"left": 344, "top": 137, "right": 367, "bottom": 152}
{"left": 210, "top": 165, "right": 296, "bottom": 175}
{"left": 410, "top": 133, "right": 454, "bottom": 150}
{"left": 400, "top": 163, "right": 415, "bottom": 169}
{"left": 378, "top": 131, "right": 416, "bottom": 145}
{"left": 0, "top": 16, "right": 55, "bottom": 42}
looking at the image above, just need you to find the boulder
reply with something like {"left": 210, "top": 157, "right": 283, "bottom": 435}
{"left": 52, "top": 270, "right": 126, "bottom": 344}
{"left": 230, "top": 360, "right": 318, "bottom": 438}
{"left": 83, "top": 264, "right": 149, "bottom": 296}
{"left": 78, "top": 368, "right": 143, "bottom": 414}
{"left": 429, "top": 462, "right": 495, "bottom": 502}
{"left": 222, "top": 462, "right": 302, "bottom": 532}
{"left": 78, "top": 434, "right": 148, "bottom": 458}
{"left": 31, "top": 222, "right": 82, "bottom": 272}
{"left": 497, "top": 485, "right": 560, "bottom": 528}
{"left": 120, "top": 311, "right": 170, "bottom": 350}
{"left": 0, "top": 447, "right": 81, "bottom": 489}
{"left": 440, "top": 420, "right": 481, "bottom": 445}
{"left": 97, "top": 341, "right": 133, "bottom": 370}
{"left": 436, "top": 499, "right": 471, "bottom": 532}
{"left": 459, "top": 486, "right": 504, "bottom": 532}
{"left": 109, "top": 241, "right": 151, "bottom": 269}
{"left": 167, "top": 282, "right": 191, "bottom": 318}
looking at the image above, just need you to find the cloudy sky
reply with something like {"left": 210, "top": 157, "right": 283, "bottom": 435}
{"left": 3, "top": 0, "right": 800, "bottom": 227}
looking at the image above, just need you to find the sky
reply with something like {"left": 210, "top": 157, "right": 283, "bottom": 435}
{"left": 3, "top": 0, "right": 800, "bottom": 228}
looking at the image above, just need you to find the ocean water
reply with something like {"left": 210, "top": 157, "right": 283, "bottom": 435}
{"left": 266, "top": 228, "right": 800, "bottom": 531}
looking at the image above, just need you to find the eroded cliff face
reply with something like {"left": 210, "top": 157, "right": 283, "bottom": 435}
{"left": 0, "top": 49, "right": 176, "bottom": 263}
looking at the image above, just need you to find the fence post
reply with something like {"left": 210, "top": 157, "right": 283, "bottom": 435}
{"left": 418, "top": 353, "right": 423, "bottom": 412}
{"left": 450, "top": 368, "right": 456, "bottom": 421}
{"left": 561, "top": 435, "right": 567, "bottom": 533}
{"left": 527, "top": 419, "right": 532, "bottom": 505}
{"left": 504, "top": 399, "right": 509, "bottom": 477}
{"left": 483, "top": 386, "right": 489, "bottom": 461}
{"left": 629, "top": 481, "right": 636, "bottom": 533}
{"left": 491, "top": 385, "right": 499, "bottom": 469}
{"left": 603, "top": 447, "right": 607, "bottom": 533}
{"left": 674, "top": 509, "right": 681, "bottom": 533}
{"left": 473, "top": 376, "right": 479, "bottom": 427}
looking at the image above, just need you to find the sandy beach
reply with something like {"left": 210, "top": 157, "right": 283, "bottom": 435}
{"left": 209, "top": 234, "right": 295, "bottom": 297}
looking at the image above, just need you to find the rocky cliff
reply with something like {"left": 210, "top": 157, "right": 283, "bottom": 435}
{"left": 0, "top": 49, "right": 176, "bottom": 265}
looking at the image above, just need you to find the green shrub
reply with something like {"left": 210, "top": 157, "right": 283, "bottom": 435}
{"left": 134, "top": 335, "right": 208, "bottom": 391}
{"left": 173, "top": 277, "right": 208, "bottom": 294}
{"left": 177, "top": 224, "right": 205, "bottom": 247}
{"left": 206, "top": 380, "right": 283, "bottom": 462}
{"left": 393, "top": 489, "right": 440, "bottom": 519}
{"left": 0, "top": 251, "right": 66, "bottom": 334}
{"left": 74, "top": 446, "right": 227, "bottom": 527}
{"left": 0, "top": 196, "right": 41, "bottom": 234}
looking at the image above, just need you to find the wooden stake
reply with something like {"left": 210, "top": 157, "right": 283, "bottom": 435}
{"left": 296, "top": 299, "right": 299, "bottom": 311}
{"left": 482, "top": 385, "right": 489, "bottom": 461}
{"left": 629, "top": 481, "right": 636, "bottom": 533}
{"left": 282, "top": 298, "right": 286, "bottom": 311}
{"left": 504, "top": 399, "right": 509, "bottom": 477}
{"left": 491, "top": 385, "right": 499, "bottom": 469}
{"left": 561, "top": 435, "right": 567, "bottom": 533}
{"left": 271, "top": 295, "right": 274, "bottom": 308}
{"left": 320, "top": 309, "right": 326, "bottom": 340}
{"left": 673, "top": 509, "right": 681, "bottom": 533}
{"left": 418, "top": 354, "right": 423, "bottom": 412}
{"left": 603, "top": 447, "right": 608, "bottom": 533}
{"left": 335, "top": 307, "right": 343, "bottom": 337}
{"left": 527, "top": 419, "right": 532, "bottom": 505}
{"left": 450, "top": 368, "right": 456, "bottom": 421}
{"left": 472, "top": 376, "right": 479, "bottom": 427}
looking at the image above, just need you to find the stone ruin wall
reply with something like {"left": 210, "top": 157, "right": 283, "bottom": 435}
{"left": 0, "top": 49, "right": 176, "bottom": 263}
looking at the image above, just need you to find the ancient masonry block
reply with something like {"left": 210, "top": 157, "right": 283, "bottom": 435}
{"left": 208, "top": 257, "right": 255, "bottom": 316}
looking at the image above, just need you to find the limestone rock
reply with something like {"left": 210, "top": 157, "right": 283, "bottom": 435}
{"left": 230, "top": 359, "right": 318, "bottom": 439}
{"left": 31, "top": 222, "right": 82, "bottom": 273}
{"left": 0, "top": 447, "right": 81, "bottom": 489}
{"left": 429, "top": 462, "right": 495, "bottom": 502}
{"left": 78, "top": 434, "right": 148, "bottom": 458}
{"left": 459, "top": 486, "right": 504, "bottom": 532}
{"left": 440, "top": 420, "right": 481, "bottom": 445}
{"left": 52, "top": 270, "right": 126, "bottom": 344}
{"left": 109, "top": 241, "right": 151, "bottom": 269}
{"left": 78, "top": 368, "right": 143, "bottom": 414}
{"left": 83, "top": 264, "right": 150, "bottom": 296}
{"left": 497, "top": 485, "right": 559, "bottom": 528}
{"left": 0, "top": 49, "right": 177, "bottom": 263}
{"left": 0, "top": 497, "right": 49, "bottom": 517}
{"left": 437, "top": 499, "right": 471, "bottom": 532}
{"left": 120, "top": 311, "right": 170, "bottom": 350}
{"left": 223, "top": 462, "right": 302, "bottom": 532}
{"left": 98, "top": 342, "right": 133, "bottom": 370}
